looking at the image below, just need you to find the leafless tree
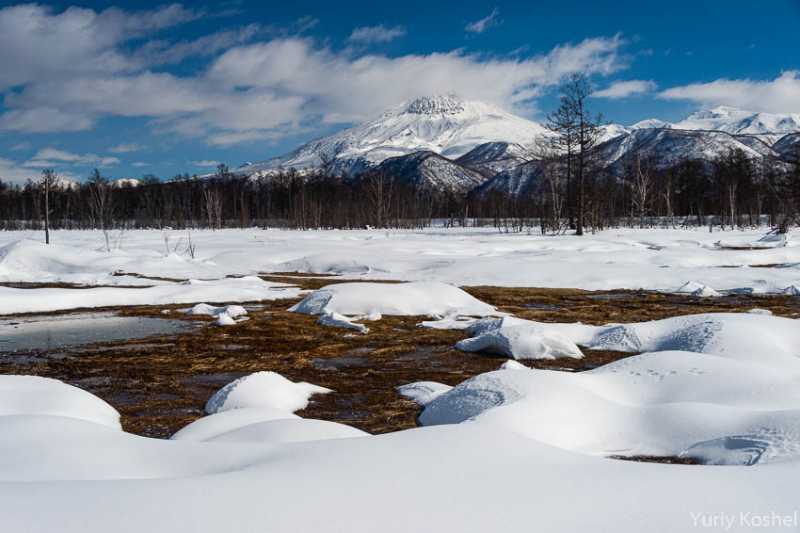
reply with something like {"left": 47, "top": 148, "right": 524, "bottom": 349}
{"left": 560, "top": 73, "right": 603, "bottom": 235}
{"left": 40, "top": 169, "right": 56, "bottom": 244}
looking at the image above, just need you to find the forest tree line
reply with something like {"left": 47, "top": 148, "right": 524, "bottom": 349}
{"left": 1, "top": 74, "right": 798, "bottom": 234}
{"left": 0, "top": 147, "right": 798, "bottom": 233}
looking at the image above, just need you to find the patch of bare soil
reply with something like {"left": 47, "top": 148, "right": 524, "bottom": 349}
{"left": 2, "top": 282, "right": 797, "bottom": 442}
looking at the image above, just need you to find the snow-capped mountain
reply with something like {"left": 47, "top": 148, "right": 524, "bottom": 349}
{"left": 594, "top": 128, "right": 778, "bottom": 172}
{"left": 234, "top": 94, "right": 549, "bottom": 178}
{"left": 632, "top": 106, "right": 800, "bottom": 137}
{"left": 219, "top": 98, "right": 799, "bottom": 196}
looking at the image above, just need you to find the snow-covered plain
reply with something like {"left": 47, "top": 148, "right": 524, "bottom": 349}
{"left": 2, "top": 226, "right": 800, "bottom": 532}
{"left": 0, "top": 226, "right": 799, "bottom": 314}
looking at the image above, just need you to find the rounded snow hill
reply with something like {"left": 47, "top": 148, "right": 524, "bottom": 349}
{"left": 0, "top": 375, "right": 121, "bottom": 430}
{"left": 205, "top": 372, "right": 331, "bottom": 415}
{"left": 171, "top": 407, "right": 300, "bottom": 441}
{"left": 288, "top": 281, "right": 497, "bottom": 317}
{"left": 203, "top": 418, "right": 369, "bottom": 444}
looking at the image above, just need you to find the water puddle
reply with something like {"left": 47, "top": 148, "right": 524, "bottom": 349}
{"left": 0, "top": 312, "right": 197, "bottom": 354}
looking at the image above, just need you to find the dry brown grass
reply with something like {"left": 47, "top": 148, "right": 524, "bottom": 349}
{"left": 2, "top": 281, "right": 798, "bottom": 440}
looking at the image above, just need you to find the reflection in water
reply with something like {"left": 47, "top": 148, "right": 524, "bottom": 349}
{"left": 0, "top": 312, "right": 195, "bottom": 353}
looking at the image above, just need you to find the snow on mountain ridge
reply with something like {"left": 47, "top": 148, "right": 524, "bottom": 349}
{"left": 234, "top": 94, "right": 549, "bottom": 178}
{"left": 632, "top": 106, "right": 800, "bottom": 136}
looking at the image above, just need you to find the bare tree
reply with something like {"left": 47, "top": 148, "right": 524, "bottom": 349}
{"left": 631, "top": 150, "right": 653, "bottom": 228}
{"left": 545, "top": 92, "right": 578, "bottom": 228}
{"left": 87, "top": 168, "right": 112, "bottom": 229}
{"left": 558, "top": 73, "right": 603, "bottom": 235}
{"left": 40, "top": 169, "right": 56, "bottom": 244}
{"left": 533, "top": 140, "right": 566, "bottom": 233}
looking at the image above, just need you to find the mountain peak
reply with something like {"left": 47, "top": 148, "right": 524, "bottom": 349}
{"left": 404, "top": 94, "right": 465, "bottom": 115}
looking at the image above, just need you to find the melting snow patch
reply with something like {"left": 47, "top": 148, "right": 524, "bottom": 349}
{"left": 212, "top": 313, "right": 237, "bottom": 326}
{"left": 205, "top": 371, "right": 331, "bottom": 414}
{"left": 676, "top": 281, "right": 721, "bottom": 297}
{"left": 397, "top": 381, "right": 453, "bottom": 405}
{"left": 187, "top": 304, "right": 248, "bottom": 318}
{"left": 317, "top": 311, "right": 369, "bottom": 334}
{"left": 782, "top": 285, "right": 800, "bottom": 295}
{"left": 500, "top": 360, "right": 529, "bottom": 370}
{"left": 456, "top": 318, "right": 584, "bottom": 360}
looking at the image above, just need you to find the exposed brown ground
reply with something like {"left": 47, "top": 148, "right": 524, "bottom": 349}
{"left": 1, "top": 278, "right": 798, "bottom": 443}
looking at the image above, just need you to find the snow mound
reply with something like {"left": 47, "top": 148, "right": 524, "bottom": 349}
{"left": 289, "top": 282, "right": 497, "bottom": 317}
{"left": 277, "top": 254, "right": 370, "bottom": 274}
{"left": 782, "top": 285, "right": 800, "bottom": 295}
{"left": 317, "top": 311, "right": 369, "bottom": 334}
{"left": 205, "top": 372, "right": 331, "bottom": 414}
{"left": 187, "top": 304, "right": 248, "bottom": 318}
{"left": 171, "top": 407, "right": 300, "bottom": 441}
{"left": 397, "top": 381, "right": 453, "bottom": 405}
{"left": 584, "top": 313, "right": 800, "bottom": 365}
{"left": 455, "top": 318, "right": 584, "bottom": 360}
{"left": 500, "top": 360, "right": 529, "bottom": 370}
{"left": 212, "top": 312, "right": 237, "bottom": 326}
{"left": 204, "top": 418, "right": 369, "bottom": 444}
{"left": 676, "top": 281, "right": 721, "bottom": 297}
{"left": 419, "top": 350, "right": 800, "bottom": 464}
{"left": 0, "top": 375, "right": 121, "bottom": 430}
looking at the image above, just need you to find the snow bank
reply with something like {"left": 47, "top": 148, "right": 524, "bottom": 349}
{"left": 2, "top": 227, "right": 800, "bottom": 296}
{"left": 289, "top": 282, "right": 497, "bottom": 317}
{"left": 1, "top": 371, "right": 800, "bottom": 531}
{"left": 0, "top": 276, "right": 301, "bottom": 315}
{"left": 418, "top": 349, "right": 800, "bottom": 464}
{"left": 455, "top": 317, "right": 584, "bottom": 360}
{"left": 0, "top": 375, "right": 120, "bottom": 430}
{"left": 428, "top": 312, "right": 800, "bottom": 367}
{"left": 205, "top": 372, "right": 331, "bottom": 414}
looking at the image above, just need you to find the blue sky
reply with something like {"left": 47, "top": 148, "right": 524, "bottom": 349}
{"left": 1, "top": 0, "right": 799, "bottom": 183}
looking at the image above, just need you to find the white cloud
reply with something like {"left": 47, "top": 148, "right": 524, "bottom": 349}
{"left": 190, "top": 159, "right": 222, "bottom": 167}
{"left": 138, "top": 24, "right": 265, "bottom": 65}
{"left": 0, "top": 107, "right": 94, "bottom": 133}
{"left": 194, "top": 34, "right": 627, "bottom": 141}
{"left": 108, "top": 143, "right": 146, "bottom": 153}
{"left": 594, "top": 79, "right": 657, "bottom": 99}
{"left": 465, "top": 7, "right": 502, "bottom": 34}
{"left": 0, "top": 3, "right": 200, "bottom": 91}
{"left": 131, "top": 161, "right": 149, "bottom": 167}
{"left": 10, "top": 142, "right": 30, "bottom": 151}
{"left": 24, "top": 148, "right": 120, "bottom": 168}
{"left": 0, "top": 2, "right": 628, "bottom": 145}
{"left": 658, "top": 70, "right": 800, "bottom": 113}
{"left": 0, "top": 157, "right": 80, "bottom": 184}
{"left": 348, "top": 24, "right": 406, "bottom": 44}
